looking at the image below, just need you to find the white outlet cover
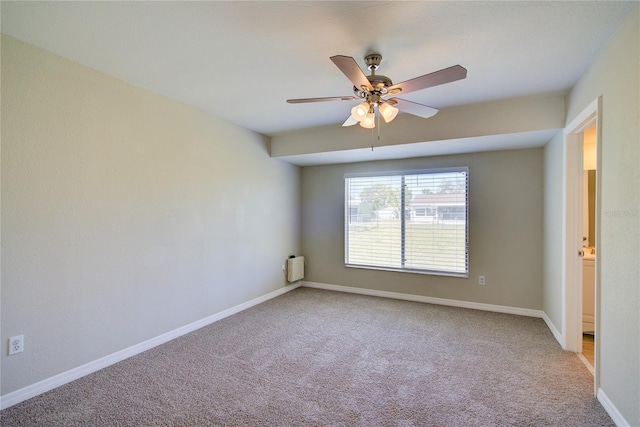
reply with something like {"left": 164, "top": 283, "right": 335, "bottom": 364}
{"left": 9, "top": 335, "right": 24, "bottom": 355}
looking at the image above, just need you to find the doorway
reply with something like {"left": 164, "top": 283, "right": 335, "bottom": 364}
{"left": 580, "top": 124, "right": 596, "bottom": 372}
{"left": 562, "top": 97, "right": 601, "bottom": 394}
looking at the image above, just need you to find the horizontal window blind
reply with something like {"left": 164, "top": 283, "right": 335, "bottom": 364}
{"left": 345, "top": 168, "right": 468, "bottom": 276}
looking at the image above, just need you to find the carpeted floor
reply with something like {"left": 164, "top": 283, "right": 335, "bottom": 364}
{"left": 1, "top": 287, "right": 613, "bottom": 426}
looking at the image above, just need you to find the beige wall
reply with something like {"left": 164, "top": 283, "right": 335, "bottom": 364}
{"left": 1, "top": 35, "right": 301, "bottom": 396}
{"left": 567, "top": 7, "right": 639, "bottom": 425}
{"left": 301, "top": 148, "right": 543, "bottom": 310}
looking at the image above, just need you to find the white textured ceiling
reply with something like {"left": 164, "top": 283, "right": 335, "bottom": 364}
{"left": 1, "top": 1, "right": 635, "bottom": 139}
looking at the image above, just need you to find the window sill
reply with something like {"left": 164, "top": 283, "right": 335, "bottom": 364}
{"left": 345, "top": 263, "right": 468, "bottom": 279}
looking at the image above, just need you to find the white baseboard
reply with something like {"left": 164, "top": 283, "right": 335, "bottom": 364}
{"left": 597, "top": 388, "right": 630, "bottom": 427}
{"left": 0, "top": 283, "right": 300, "bottom": 410}
{"left": 301, "top": 281, "right": 544, "bottom": 318}
{"left": 541, "top": 311, "right": 563, "bottom": 346}
{"left": 576, "top": 353, "right": 595, "bottom": 375}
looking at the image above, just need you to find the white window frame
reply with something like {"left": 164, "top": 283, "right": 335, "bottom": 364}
{"left": 344, "top": 167, "right": 469, "bottom": 278}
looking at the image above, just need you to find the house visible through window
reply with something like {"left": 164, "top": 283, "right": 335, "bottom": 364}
{"left": 345, "top": 168, "right": 469, "bottom": 277}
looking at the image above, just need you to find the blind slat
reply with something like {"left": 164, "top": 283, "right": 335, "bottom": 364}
{"left": 345, "top": 169, "right": 468, "bottom": 276}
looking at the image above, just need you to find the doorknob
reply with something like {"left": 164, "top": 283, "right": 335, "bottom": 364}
{"left": 578, "top": 250, "right": 584, "bottom": 257}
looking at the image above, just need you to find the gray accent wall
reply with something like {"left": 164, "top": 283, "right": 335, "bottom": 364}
{"left": 301, "top": 149, "right": 543, "bottom": 310}
{"left": 1, "top": 36, "right": 301, "bottom": 396}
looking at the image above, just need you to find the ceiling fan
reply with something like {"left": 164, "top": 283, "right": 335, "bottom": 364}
{"left": 287, "top": 53, "right": 467, "bottom": 129}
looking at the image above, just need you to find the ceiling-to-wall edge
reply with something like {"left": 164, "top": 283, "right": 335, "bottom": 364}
{"left": 270, "top": 93, "right": 565, "bottom": 160}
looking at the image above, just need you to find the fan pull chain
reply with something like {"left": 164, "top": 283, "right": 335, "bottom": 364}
{"left": 372, "top": 108, "right": 380, "bottom": 151}
{"left": 371, "top": 123, "right": 374, "bottom": 151}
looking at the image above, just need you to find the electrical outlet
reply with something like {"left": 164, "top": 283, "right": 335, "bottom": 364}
{"left": 478, "top": 276, "right": 486, "bottom": 286}
{"left": 9, "top": 335, "right": 24, "bottom": 355}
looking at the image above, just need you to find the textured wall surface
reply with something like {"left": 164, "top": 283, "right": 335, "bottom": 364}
{"left": 564, "top": 6, "right": 639, "bottom": 425}
{"left": 1, "top": 35, "right": 300, "bottom": 395}
{"left": 542, "top": 132, "right": 563, "bottom": 332}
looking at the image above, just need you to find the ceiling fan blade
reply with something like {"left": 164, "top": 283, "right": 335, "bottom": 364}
{"left": 330, "top": 55, "right": 373, "bottom": 91}
{"left": 287, "top": 96, "right": 358, "bottom": 104}
{"left": 389, "top": 65, "right": 467, "bottom": 95}
{"left": 392, "top": 98, "right": 439, "bottom": 119}
{"left": 342, "top": 115, "right": 358, "bottom": 127}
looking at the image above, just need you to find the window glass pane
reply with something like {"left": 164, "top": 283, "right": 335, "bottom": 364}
{"left": 345, "top": 169, "right": 468, "bottom": 276}
{"left": 346, "top": 175, "right": 402, "bottom": 268}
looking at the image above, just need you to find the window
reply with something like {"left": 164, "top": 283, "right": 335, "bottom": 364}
{"left": 345, "top": 168, "right": 468, "bottom": 277}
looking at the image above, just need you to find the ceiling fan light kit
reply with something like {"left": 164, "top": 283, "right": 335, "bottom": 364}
{"left": 351, "top": 101, "right": 370, "bottom": 122}
{"left": 287, "top": 53, "right": 467, "bottom": 130}
{"left": 378, "top": 102, "right": 399, "bottom": 123}
{"left": 360, "top": 112, "right": 376, "bottom": 129}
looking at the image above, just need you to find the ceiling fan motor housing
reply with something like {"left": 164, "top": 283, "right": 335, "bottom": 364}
{"left": 364, "top": 53, "right": 382, "bottom": 70}
{"left": 353, "top": 74, "right": 394, "bottom": 101}
{"left": 371, "top": 54, "right": 392, "bottom": 89}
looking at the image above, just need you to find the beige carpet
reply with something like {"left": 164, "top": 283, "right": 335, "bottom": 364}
{"left": 1, "top": 287, "right": 613, "bottom": 426}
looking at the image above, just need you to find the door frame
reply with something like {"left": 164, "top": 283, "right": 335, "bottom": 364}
{"left": 562, "top": 96, "right": 601, "bottom": 393}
